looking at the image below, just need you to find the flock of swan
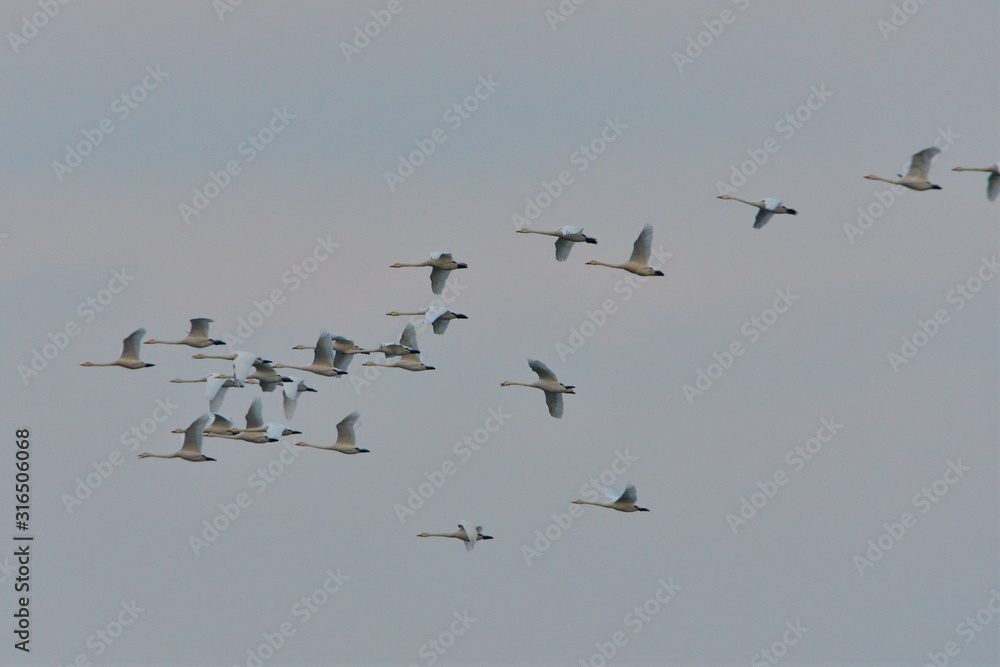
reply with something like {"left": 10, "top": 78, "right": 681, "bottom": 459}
{"left": 82, "top": 146, "right": 994, "bottom": 549}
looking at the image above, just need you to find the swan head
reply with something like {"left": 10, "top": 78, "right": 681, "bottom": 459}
{"left": 417, "top": 533, "right": 430, "bottom": 537}
{"left": 652, "top": 270, "right": 665, "bottom": 277}
{"left": 930, "top": 184, "right": 942, "bottom": 190}
{"left": 210, "top": 339, "right": 226, "bottom": 345}
{"left": 572, "top": 500, "right": 583, "bottom": 505}
{"left": 585, "top": 260, "right": 597, "bottom": 265}
{"left": 362, "top": 361, "right": 373, "bottom": 366}
{"left": 80, "top": 362, "right": 93, "bottom": 366}
{"left": 390, "top": 263, "right": 402, "bottom": 268}
{"left": 138, "top": 452, "right": 152, "bottom": 458}
{"left": 201, "top": 456, "right": 217, "bottom": 462}
{"left": 478, "top": 534, "right": 493, "bottom": 541}
{"left": 516, "top": 228, "right": 529, "bottom": 233}
{"left": 171, "top": 428, "right": 185, "bottom": 434}
{"left": 456, "top": 263, "right": 468, "bottom": 269}
{"left": 864, "top": 175, "right": 878, "bottom": 180}
{"left": 386, "top": 311, "right": 398, "bottom": 316}
{"left": 786, "top": 209, "right": 798, "bottom": 215}
{"left": 356, "top": 448, "right": 371, "bottom": 453}
{"left": 192, "top": 354, "right": 207, "bottom": 359}
{"left": 636, "top": 506, "right": 650, "bottom": 512}
{"left": 717, "top": 195, "right": 731, "bottom": 199}
{"left": 500, "top": 381, "right": 511, "bottom": 387}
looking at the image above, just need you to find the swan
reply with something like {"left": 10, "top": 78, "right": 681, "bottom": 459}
{"left": 953, "top": 163, "right": 1000, "bottom": 201}
{"left": 220, "top": 397, "right": 301, "bottom": 443}
{"left": 177, "top": 412, "right": 235, "bottom": 437}
{"left": 517, "top": 226, "right": 597, "bottom": 261}
{"left": 391, "top": 252, "right": 468, "bottom": 295}
{"left": 717, "top": 196, "right": 798, "bottom": 229}
{"left": 418, "top": 523, "right": 493, "bottom": 551}
{"left": 500, "top": 359, "right": 574, "bottom": 418}
{"left": 274, "top": 331, "right": 347, "bottom": 377}
{"left": 145, "top": 318, "right": 225, "bottom": 348}
{"left": 372, "top": 323, "right": 420, "bottom": 357}
{"left": 138, "top": 413, "right": 215, "bottom": 462}
{"left": 362, "top": 353, "right": 435, "bottom": 372}
{"left": 295, "top": 412, "right": 369, "bottom": 454}
{"left": 190, "top": 351, "right": 273, "bottom": 388}
{"left": 386, "top": 307, "right": 468, "bottom": 335}
{"left": 281, "top": 375, "right": 317, "bottom": 420}
{"left": 573, "top": 484, "right": 649, "bottom": 512}
{"left": 170, "top": 373, "right": 247, "bottom": 412}
{"left": 586, "top": 224, "right": 664, "bottom": 276}
{"left": 866, "top": 147, "right": 943, "bottom": 190}
{"left": 81, "top": 328, "right": 154, "bottom": 369}
{"left": 291, "top": 336, "right": 371, "bottom": 372}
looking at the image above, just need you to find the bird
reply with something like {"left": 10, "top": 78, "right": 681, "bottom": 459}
{"left": 169, "top": 373, "right": 248, "bottom": 412}
{"left": 281, "top": 375, "right": 317, "bottom": 420}
{"left": 372, "top": 323, "right": 421, "bottom": 358}
{"left": 218, "top": 358, "right": 291, "bottom": 392}
{"left": 291, "top": 336, "right": 371, "bottom": 372}
{"left": 138, "top": 414, "right": 216, "bottom": 462}
{"left": 418, "top": 523, "right": 493, "bottom": 551}
{"left": 573, "top": 484, "right": 649, "bottom": 512}
{"left": 517, "top": 226, "right": 597, "bottom": 261}
{"left": 717, "top": 196, "right": 798, "bottom": 229}
{"left": 145, "top": 318, "right": 225, "bottom": 348}
{"left": 500, "top": 359, "right": 575, "bottom": 418}
{"left": 190, "top": 351, "right": 273, "bottom": 388}
{"left": 866, "top": 147, "right": 943, "bottom": 190}
{"left": 295, "top": 412, "right": 369, "bottom": 454}
{"left": 585, "top": 224, "right": 664, "bottom": 276}
{"left": 179, "top": 412, "right": 236, "bottom": 437}
{"left": 219, "top": 398, "right": 301, "bottom": 443}
{"left": 386, "top": 306, "right": 468, "bottom": 335}
{"left": 391, "top": 252, "right": 468, "bottom": 295}
{"left": 952, "top": 162, "right": 1000, "bottom": 201}
{"left": 362, "top": 352, "right": 435, "bottom": 372}
{"left": 274, "top": 331, "right": 347, "bottom": 377}
{"left": 81, "top": 328, "right": 154, "bottom": 369}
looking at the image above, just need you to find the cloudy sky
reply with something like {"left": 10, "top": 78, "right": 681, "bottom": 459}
{"left": 2, "top": 1, "right": 998, "bottom": 665}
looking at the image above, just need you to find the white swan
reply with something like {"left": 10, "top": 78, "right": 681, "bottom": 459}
{"left": 177, "top": 413, "right": 235, "bottom": 437}
{"left": 275, "top": 331, "right": 347, "bottom": 377}
{"left": 500, "top": 359, "right": 575, "bottom": 418}
{"left": 190, "top": 351, "right": 273, "bottom": 388}
{"left": 281, "top": 375, "right": 317, "bottom": 420}
{"left": 291, "top": 336, "right": 371, "bottom": 372}
{"left": 386, "top": 307, "right": 468, "bottom": 335}
{"left": 418, "top": 523, "right": 493, "bottom": 551}
{"left": 139, "top": 414, "right": 215, "bottom": 462}
{"left": 586, "top": 224, "right": 664, "bottom": 276}
{"left": 866, "top": 147, "right": 943, "bottom": 190}
{"left": 373, "top": 323, "right": 421, "bottom": 357}
{"left": 517, "top": 226, "right": 597, "bottom": 261}
{"left": 717, "top": 196, "right": 798, "bottom": 229}
{"left": 170, "top": 373, "right": 246, "bottom": 412}
{"left": 573, "top": 484, "right": 649, "bottom": 512}
{"left": 953, "top": 163, "right": 1000, "bottom": 201}
{"left": 145, "top": 318, "right": 225, "bottom": 348}
{"left": 220, "top": 397, "right": 301, "bottom": 443}
{"left": 81, "top": 328, "right": 154, "bottom": 369}
{"left": 391, "top": 252, "right": 468, "bottom": 295}
{"left": 295, "top": 412, "right": 369, "bottom": 454}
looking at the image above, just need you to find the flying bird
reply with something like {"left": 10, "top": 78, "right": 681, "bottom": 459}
{"left": 865, "top": 147, "right": 943, "bottom": 190}
{"left": 952, "top": 162, "right": 1000, "bottom": 201}
{"left": 145, "top": 318, "right": 225, "bottom": 348}
{"left": 500, "top": 359, "right": 575, "bottom": 418}
{"left": 585, "top": 224, "right": 664, "bottom": 276}
{"left": 295, "top": 412, "right": 369, "bottom": 454}
{"left": 80, "top": 328, "right": 154, "bottom": 369}
{"left": 386, "top": 306, "right": 468, "bottom": 335}
{"left": 138, "top": 413, "right": 215, "bottom": 462}
{"left": 717, "top": 196, "right": 798, "bottom": 229}
{"left": 517, "top": 226, "right": 597, "bottom": 261}
{"left": 418, "top": 523, "right": 493, "bottom": 551}
{"left": 275, "top": 331, "right": 347, "bottom": 377}
{"left": 573, "top": 484, "right": 649, "bottom": 512}
{"left": 391, "top": 252, "right": 468, "bottom": 295}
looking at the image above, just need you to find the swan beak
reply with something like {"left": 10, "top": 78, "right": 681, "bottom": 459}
{"left": 425, "top": 366, "right": 436, "bottom": 370}
{"left": 305, "top": 387, "right": 318, "bottom": 392}
{"left": 203, "top": 457, "right": 217, "bottom": 462}
{"left": 417, "top": 533, "right": 428, "bottom": 537}
{"left": 653, "top": 270, "right": 665, "bottom": 276}
{"left": 572, "top": 500, "right": 582, "bottom": 504}
{"left": 716, "top": 195, "right": 726, "bottom": 199}
{"left": 931, "top": 185, "right": 942, "bottom": 189}
{"left": 455, "top": 313, "right": 468, "bottom": 319}
{"left": 864, "top": 175, "right": 876, "bottom": 180}
{"left": 516, "top": 228, "right": 527, "bottom": 233}
{"left": 211, "top": 339, "right": 226, "bottom": 345}
{"left": 457, "top": 263, "right": 468, "bottom": 269}
{"left": 357, "top": 448, "right": 371, "bottom": 453}
{"left": 585, "top": 261, "right": 596, "bottom": 265}
{"left": 637, "top": 507, "right": 650, "bottom": 512}
{"left": 479, "top": 535, "right": 493, "bottom": 541}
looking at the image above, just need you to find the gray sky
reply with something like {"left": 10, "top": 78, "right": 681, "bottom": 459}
{"left": 2, "top": 1, "right": 998, "bottom": 665}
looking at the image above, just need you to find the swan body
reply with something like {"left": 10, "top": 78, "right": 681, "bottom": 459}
{"left": 418, "top": 523, "right": 493, "bottom": 551}
{"left": 573, "top": 484, "right": 649, "bottom": 512}
{"left": 586, "top": 224, "right": 664, "bottom": 276}
{"left": 295, "top": 411, "right": 369, "bottom": 454}
{"left": 145, "top": 318, "right": 225, "bottom": 348}
{"left": 386, "top": 307, "right": 468, "bottom": 335}
{"left": 81, "top": 328, "right": 154, "bottom": 369}
{"left": 517, "top": 226, "right": 597, "bottom": 261}
{"left": 717, "top": 195, "right": 798, "bottom": 229}
{"left": 275, "top": 331, "right": 347, "bottom": 377}
{"left": 866, "top": 147, "right": 942, "bottom": 190}
{"left": 139, "top": 413, "right": 215, "bottom": 461}
{"left": 953, "top": 163, "right": 1000, "bottom": 201}
{"left": 374, "top": 323, "right": 421, "bottom": 357}
{"left": 500, "top": 359, "right": 575, "bottom": 418}
{"left": 390, "top": 252, "right": 468, "bottom": 295}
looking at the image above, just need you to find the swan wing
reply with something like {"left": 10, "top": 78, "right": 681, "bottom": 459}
{"left": 181, "top": 414, "right": 212, "bottom": 453}
{"left": 604, "top": 486, "right": 622, "bottom": 501}
{"left": 554, "top": 237, "right": 573, "bottom": 262}
{"left": 425, "top": 306, "right": 447, "bottom": 324}
{"left": 618, "top": 483, "right": 637, "bottom": 505}
{"left": 429, "top": 267, "right": 448, "bottom": 295}
{"left": 232, "top": 352, "right": 257, "bottom": 386}
{"left": 906, "top": 146, "right": 940, "bottom": 179}
{"left": 121, "top": 328, "right": 146, "bottom": 361}
{"left": 189, "top": 318, "right": 213, "bottom": 338}
{"left": 459, "top": 522, "right": 478, "bottom": 551}
{"left": 628, "top": 224, "right": 654, "bottom": 265}
{"left": 245, "top": 396, "right": 264, "bottom": 430}
{"left": 431, "top": 317, "right": 449, "bottom": 335}
{"left": 753, "top": 209, "right": 775, "bottom": 229}
{"left": 988, "top": 171, "right": 1000, "bottom": 202}
{"left": 336, "top": 411, "right": 360, "bottom": 446}
{"left": 399, "top": 323, "right": 419, "bottom": 350}
{"left": 544, "top": 391, "right": 564, "bottom": 418}
{"left": 559, "top": 225, "right": 584, "bottom": 235}
{"left": 528, "top": 359, "right": 558, "bottom": 382}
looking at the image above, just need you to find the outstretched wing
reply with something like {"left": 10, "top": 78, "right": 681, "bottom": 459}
{"left": 554, "top": 237, "right": 573, "bottom": 262}
{"left": 617, "top": 483, "right": 637, "bottom": 505}
{"left": 753, "top": 209, "right": 775, "bottom": 229}
{"left": 399, "top": 323, "right": 419, "bottom": 351}
{"left": 206, "top": 413, "right": 234, "bottom": 434}
{"left": 906, "top": 146, "right": 940, "bottom": 179}
{"left": 460, "top": 522, "right": 478, "bottom": 551}
{"left": 336, "top": 411, "right": 360, "bottom": 446}
{"left": 429, "top": 267, "right": 448, "bottom": 295}
{"left": 205, "top": 374, "right": 229, "bottom": 412}
{"left": 181, "top": 414, "right": 212, "bottom": 453}
{"left": 528, "top": 359, "right": 557, "bottom": 382}
{"left": 121, "top": 328, "right": 146, "bottom": 361}
{"left": 604, "top": 486, "right": 622, "bottom": 501}
{"left": 544, "top": 391, "right": 564, "bottom": 418}
{"left": 988, "top": 171, "right": 1000, "bottom": 202}
{"left": 431, "top": 318, "right": 450, "bottom": 335}
{"left": 189, "top": 318, "right": 213, "bottom": 338}
{"left": 245, "top": 397, "right": 264, "bottom": 430}
{"left": 313, "top": 331, "right": 335, "bottom": 367}
{"left": 628, "top": 224, "right": 653, "bottom": 265}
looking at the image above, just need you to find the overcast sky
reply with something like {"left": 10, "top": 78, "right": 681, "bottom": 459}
{"left": 2, "top": 1, "right": 998, "bottom": 665}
